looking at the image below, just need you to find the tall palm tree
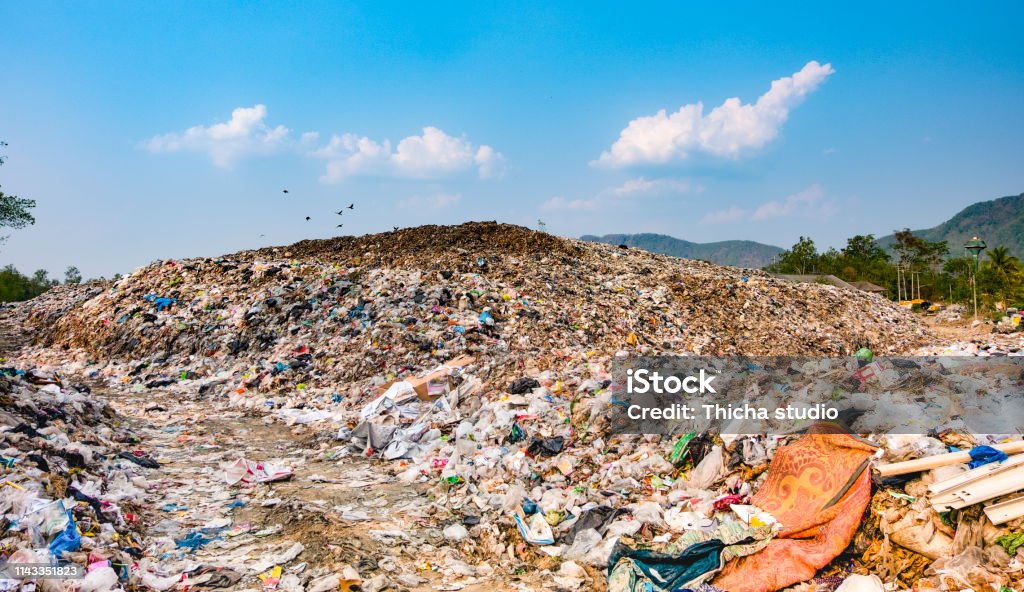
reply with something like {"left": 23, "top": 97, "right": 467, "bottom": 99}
{"left": 987, "top": 246, "right": 1022, "bottom": 275}
{"left": 984, "top": 246, "right": 1023, "bottom": 306}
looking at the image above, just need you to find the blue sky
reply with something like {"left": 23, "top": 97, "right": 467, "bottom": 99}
{"left": 2, "top": 2, "right": 1023, "bottom": 279}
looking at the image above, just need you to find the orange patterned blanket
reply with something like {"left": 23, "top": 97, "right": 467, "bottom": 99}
{"left": 713, "top": 433, "right": 876, "bottom": 592}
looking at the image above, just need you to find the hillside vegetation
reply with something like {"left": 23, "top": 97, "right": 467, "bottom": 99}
{"left": 878, "top": 193, "right": 1024, "bottom": 258}
{"left": 580, "top": 233, "right": 783, "bottom": 268}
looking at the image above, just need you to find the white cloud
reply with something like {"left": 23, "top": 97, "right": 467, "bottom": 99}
{"left": 308, "top": 134, "right": 393, "bottom": 180}
{"left": 610, "top": 176, "right": 693, "bottom": 197}
{"left": 596, "top": 61, "right": 835, "bottom": 167}
{"left": 143, "top": 107, "right": 504, "bottom": 181}
{"left": 143, "top": 105, "right": 302, "bottom": 167}
{"left": 392, "top": 127, "right": 475, "bottom": 176}
{"left": 751, "top": 184, "right": 833, "bottom": 220}
{"left": 398, "top": 192, "right": 462, "bottom": 210}
{"left": 700, "top": 206, "right": 748, "bottom": 224}
{"left": 541, "top": 196, "right": 601, "bottom": 211}
{"left": 702, "top": 184, "right": 836, "bottom": 224}
{"left": 309, "top": 126, "right": 505, "bottom": 183}
{"left": 542, "top": 176, "right": 694, "bottom": 212}
{"left": 474, "top": 145, "right": 507, "bottom": 179}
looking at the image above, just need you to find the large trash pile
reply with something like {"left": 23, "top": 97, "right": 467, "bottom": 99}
{"left": 0, "top": 362, "right": 386, "bottom": 592}
{"left": 32, "top": 222, "right": 925, "bottom": 364}
{"left": 15, "top": 222, "right": 1005, "bottom": 592}
{"left": 0, "top": 368, "right": 156, "bottom": 591}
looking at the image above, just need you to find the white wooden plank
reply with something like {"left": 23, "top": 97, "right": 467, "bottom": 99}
{"left": 985, "top": 496, "right": 1024, "bottom": 525}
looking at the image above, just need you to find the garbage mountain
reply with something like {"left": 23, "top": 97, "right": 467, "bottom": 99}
{"left": 2, "top": 222, "right": 949, "bottom": 592}
{"left": 31, "top": 222, "right": 925, "bottom": 376}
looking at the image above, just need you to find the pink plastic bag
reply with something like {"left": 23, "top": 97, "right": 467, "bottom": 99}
{"left": 224, "top": 458, "right": 293, "bottom": 485}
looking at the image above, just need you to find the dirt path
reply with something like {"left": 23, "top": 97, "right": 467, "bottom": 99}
{"left": 919, "top": 315, "right": 1023, "bottom": 352}
{"left": 103, "top": 386, "right": 525, "bottom": 591}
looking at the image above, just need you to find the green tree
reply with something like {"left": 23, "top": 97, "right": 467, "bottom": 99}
{"left": 0, "top": 265, "right": 27, "bottom": 302}
{"left": 0, "top": 141, "right": 37, "bottom": 245}
{"left": 64, "top": 266, "right": 82, "bottom": 285}
{"left": 980, "top": 246, "right": 1023, "bottom": 307}
{"left": 923, "top": 240, "right": 949, "bottom": 274}
{"left": 0, "top": 265, "right": 56, "bottom": 302}
{"left": 818, "top": 247, "right": 841, "bottom": 275}
{"left": 891, "top": 230, "right": 950, "bottom": 300}
{"left": 842, "top": 234, "right": 889, "bottom": 264}
{"left": 767, "top": 236, "right": 819, "bottom": 275}
{"left": 987, "top": 246, "right": 1021, "bottom": 275}
{"left": 893, "top": 229, "right": 926, "bottom": 268}
{"left": 941, "top": 257, "right": 974, "bottom": 303}
{"left": 0, "top": 187, "right": 35, "bottom": 231}
{"left": 943, "top": 257, "right": 973, "bottom": 276}
{"left": 837, "top": 234, "right": 891, "bottom": 283}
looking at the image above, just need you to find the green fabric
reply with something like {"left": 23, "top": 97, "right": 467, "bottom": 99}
{"left": 996, "top": 532, "right": 1024, "bottom": 556}
{"left": 607, "top": 521, "right": 775, "bottom": 592}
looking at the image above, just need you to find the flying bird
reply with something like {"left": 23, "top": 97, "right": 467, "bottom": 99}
{"left": 347, "top": 204, "right": 354, "bottom": 209}
{"left": 393, "top": 226, "right": 399, "bottom": 232}
{"left": 282, "top": 189, "right": 289, "bottom": 194}
{"left": 336, "top": 224, "right": 343, "bottom": 228}
{"left": 305, "top": 216, "right": 311, "bottom": 221}
{"left": 335, "top": 210, "right": 344, "bottom": 215}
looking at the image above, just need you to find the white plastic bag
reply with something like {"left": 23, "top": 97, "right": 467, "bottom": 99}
{"left": 629, "top": 501, "right": 665, "bottom": 527}
{"left": 834, "top": 574, "right": 884, "bottom": 592}
{"left": 688, "top": 445, "right": 725, "bottom": 489}
{"left": 223, "top": 458, "right": 293, "bottom": 485}
{"left": 563, "top": 528, "right": 602, "bottom": 562}
{"left": 443, "top": 524, "right": 469, "bottom": 541}
{"left": 79, "top": 566, "right": 119, "bottom": 592}
{"left": 664, "top": 507, "right": 714, "bottom": 532}
{"left": 515, "top": 512, "right": 554, "bottom": 545}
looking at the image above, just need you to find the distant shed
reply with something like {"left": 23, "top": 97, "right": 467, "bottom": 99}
{"left": 772, "top": 275, "right": 889, "bottom": 295}
{"left": 851, "top": 281, "right": 886, "bottom": 294}
{"left": 771, "top": 274, "right": 856, "bottom": 290}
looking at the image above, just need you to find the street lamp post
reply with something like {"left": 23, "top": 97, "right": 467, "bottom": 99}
{"left": 964, "top": 236, "right": 987, "bottom": 321}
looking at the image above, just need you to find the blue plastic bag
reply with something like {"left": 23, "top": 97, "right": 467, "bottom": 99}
{"left": 175, "top": 530, "right": 219, "bottom": 550}
{"left": 48, "top": 511, "right": 81, "bottom": 557}
{"left": 968, "top": 445, "right": 1008, "bottom": 469}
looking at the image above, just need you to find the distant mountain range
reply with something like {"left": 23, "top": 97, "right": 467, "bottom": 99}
{"left": 877, "top": 192, "right": 1024, "bottom": 259}
{"left": 583, "top": 192, "right": 1023, "bottom": 268}
{"left": 580, "top": 233, "right": 784, "bottom": 268}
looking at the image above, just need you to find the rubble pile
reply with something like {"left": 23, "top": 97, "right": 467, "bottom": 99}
{"left": 0, "top": 363, "right": 398, "bottom": 592}
{"left": 916, "top": 338, "right": 1024, "bottom": 356}
{"left": 934, "top": 304, "right": 966, "bottom": 323}
{"left": 0, "top": 369, "right": 152, "bottom": 589}
{"left": 995, "top": 308, "right": 1023, "bottom": 334}
{"left": 32, "top": 222, "right": 925, "bottom": 367}
{"left": 0, "top": 285, "right": 105, "bottom": 354}
{"left": 917, "top": 303, "right": 1023, "bottom": 356}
